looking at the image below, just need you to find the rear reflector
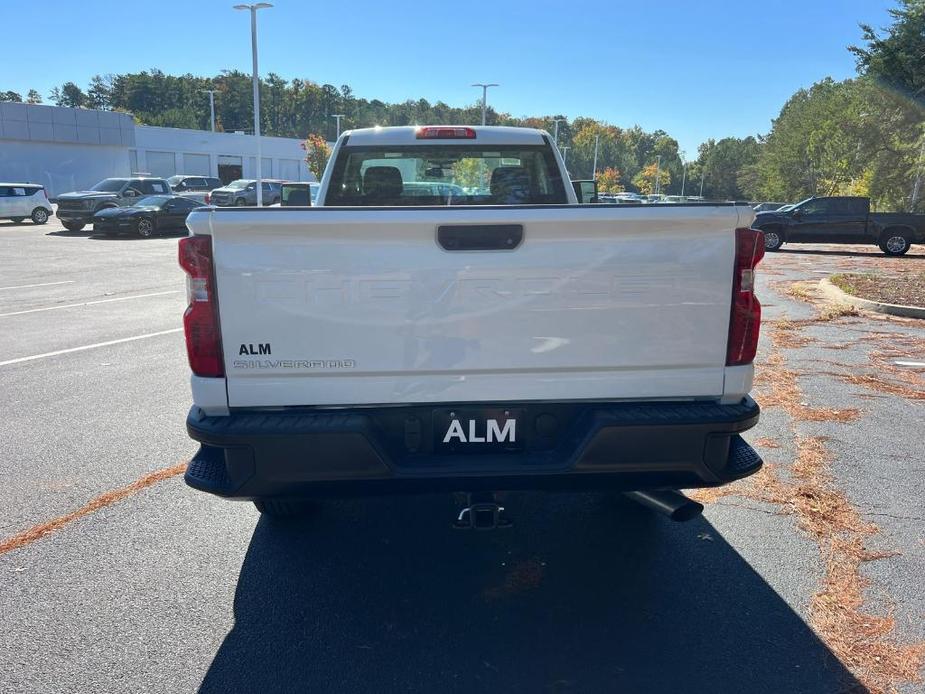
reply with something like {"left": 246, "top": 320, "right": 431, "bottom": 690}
{"left": 415, "top": 126, "right": 477, "bottom": 139}
{"left": 178, "top": 236, "right": 224, "bottom": 377}
{"left": 726, "top": 228, "right": 765, "bottom": 366}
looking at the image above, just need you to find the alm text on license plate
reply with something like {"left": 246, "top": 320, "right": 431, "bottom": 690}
{"left": 433, "top": 408, "right": 523, "bottom": 454}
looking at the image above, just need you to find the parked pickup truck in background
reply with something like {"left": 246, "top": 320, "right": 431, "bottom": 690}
{"left": 180, "top": 125, "right": 765, "bottom": 522}
{"left": 55, "top": 177, "right": 171, "bottom": 232}
{"left": 753, "top": 195, "right": 925, "bottom": 255}
{"left": 207, "top": 179, "right": 282, "bottom": 206}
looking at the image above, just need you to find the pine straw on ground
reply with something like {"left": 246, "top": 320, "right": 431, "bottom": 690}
{"left": 692, "top": 301, "right": 925, "bottom": 692}
{"left": 0, "top": 463, "right": 188, "bottom": 555}
{"left": 825, "top": 332, "right": 925, "bottom": 401}
{"left": 831, "top": 272, "right": 925, "bottom": 307}
{"left": 820, "top": 303, "right": 862, "bottom": 321}
{"left": 777, "top": 280, "right": 818, "bottom": 303}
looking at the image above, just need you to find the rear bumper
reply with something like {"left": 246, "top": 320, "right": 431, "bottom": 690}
{"left": 185, "top": 397, "right": 762, "bottom": 499}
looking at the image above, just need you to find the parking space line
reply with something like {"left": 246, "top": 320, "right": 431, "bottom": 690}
{"left": 0, "top": 462, "right": 188, "bottom": 556}
{"left": 0, "top": 328, "right": 183, "bottom": 367}
{"left": 0, "top": 290, "right": 181, "bottom": 317}
{"left": 0, "top": 280, "right": 76, "bottom": 291}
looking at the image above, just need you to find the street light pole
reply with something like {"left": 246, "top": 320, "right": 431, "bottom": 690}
{"left": 471, "top": 83, "right": 499, "bottom": 126}
{"left": 654, "top": 155, "right": 662, "bottom": 196}
{"left": 552, "top": 118, "right": 566, "bottom": 145}
{"left": 700, "top": 168, "right": 706, "bottom": 197}
{"left": 331, "top": 114, "right": 345, "bottom": 140}
{"left": 201, "top": 89, "right": 216, "bottom": 132}
{"left": 592, "top": 135, "right": 600, "bottom": 179}
{"left": 234, "top": 2, "right": 272, "bottom": 207}
{"left": 560, "top": 146, "right": 570, "bottom": 167}
{"left": 681, "top": 162, "right": 687, "bottom": 197}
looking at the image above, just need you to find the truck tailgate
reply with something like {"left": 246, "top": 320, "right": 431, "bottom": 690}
{"left": 193, "top": 205, "right": 747, "bottom": 408}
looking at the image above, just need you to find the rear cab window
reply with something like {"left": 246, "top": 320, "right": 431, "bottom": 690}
{"left": 139, "top": 180, "right": 169, "bottom": 195}
{"left": 326, "top": 144, "right": 567, "bottom": 206}
{"left": 831, "top": 198, "right": 869, "bottom": 215}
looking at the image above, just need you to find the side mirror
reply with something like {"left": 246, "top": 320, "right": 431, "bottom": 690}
{"left": 572, "top": 180, "right": 599, "bottom": 204}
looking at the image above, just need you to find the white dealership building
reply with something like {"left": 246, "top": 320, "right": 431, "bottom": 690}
{"left": 0, "top": 102, "right": 314, "bottom": 197}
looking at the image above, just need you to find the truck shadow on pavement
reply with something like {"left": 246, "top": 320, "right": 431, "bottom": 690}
{"left": 45, "top": 229, "right": 96, "bottom": 237}
{"left": 781, "top": 246, "right": 925, "bottom": 259}
{"left": 87, "top": 231, "right": 188, "bottom": 241}
{"left": 200, "top": 493, "right": 860, "bottom": 694}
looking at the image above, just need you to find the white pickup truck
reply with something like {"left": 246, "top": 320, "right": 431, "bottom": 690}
{"left": 180, "top": 125, "right": 764, "bottom": 525}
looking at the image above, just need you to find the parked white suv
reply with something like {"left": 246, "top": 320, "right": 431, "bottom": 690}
{"left": 0, "top": 184, "right": 53, "bottom": 225}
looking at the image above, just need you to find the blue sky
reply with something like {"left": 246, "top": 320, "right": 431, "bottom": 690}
{"left": 1, "top": 0, "right": 896, "bottom": 155}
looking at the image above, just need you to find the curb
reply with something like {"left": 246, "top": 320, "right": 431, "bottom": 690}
{"left": 818, "top": 278, "right": 925, "bottom": 319}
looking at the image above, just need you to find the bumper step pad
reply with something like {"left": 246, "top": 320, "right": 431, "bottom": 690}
{"left": 185, "top": 445, "right": 232, "bottom": 495}
{"left": 725, "top": 435, "right": 763, "bottom": 479}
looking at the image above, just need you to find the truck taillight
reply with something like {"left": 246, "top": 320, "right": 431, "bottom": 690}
{"left": 415, "top": 126, "right": 476, "bottom": 139}
{"left": 726, "top": 227, "right": 764, "bottom": 366}
{"left": 178, "top": 236, "right": 224, "bottom": 377}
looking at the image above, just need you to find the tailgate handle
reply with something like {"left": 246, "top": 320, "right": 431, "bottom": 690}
{"left": 437, "top": 224, "right": 523, "bottom": 251}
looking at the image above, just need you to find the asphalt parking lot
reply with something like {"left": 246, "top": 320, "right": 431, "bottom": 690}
{"left": 0, "top": 214, "right": 923, "bottom": 693}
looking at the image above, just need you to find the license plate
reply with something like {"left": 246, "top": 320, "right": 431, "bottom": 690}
{"left": 433, "top": 408, "right": 523, "bottom": 454}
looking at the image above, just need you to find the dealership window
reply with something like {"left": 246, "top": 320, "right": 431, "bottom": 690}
{"left": 146, "top": 151, "right": 177, "bottom": 178}
{"left": 183, "top": 153, "right": 211, "bottom": 177}
{"left": 278, "top": 159, "right": 301, "bottom": 181}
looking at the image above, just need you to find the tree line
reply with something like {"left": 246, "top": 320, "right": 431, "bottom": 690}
{"left": 2, "top": 1, "right": 922, "bottom": 209}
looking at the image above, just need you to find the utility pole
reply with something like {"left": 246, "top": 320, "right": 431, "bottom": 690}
{"left": 471, "top": 83, "right": 499, "bottom": 126}
{"left": 654, "top": 155, "right": 661, "bottom": 196}
{"left": 552, "top": 118, "right": 566, "bottom": 145}
{"left": 592, "top": 135, "right": 600, "bottom": 178}
{"left": 234, "top": 2, "right": 272, "bottom": 206}
{"left": 680, "top": 162, "right": 687, "bottom": 197}
{"left": 911, "top": 137, "right": 925, "bottom": 210}
{"left": 699, "top": 168, "right": 706, "bottom": 197}
{"left": 561, "top": 146, "right": 570, "bottom": 166}
{"left": 331, "top": 114, "right": 345, "bottom": 139}
{"left": 201, "top": 89, "right": 216, "bottom": 132}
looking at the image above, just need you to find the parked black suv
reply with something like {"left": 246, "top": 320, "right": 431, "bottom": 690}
{"left": 166, "top": 175, "right": 223, "bottom": 194}
{"left": 55, "top": 177, "right": 171, "bottom": 232}
{"left": 753, "top": 196, "right": 925, "bottom": 256}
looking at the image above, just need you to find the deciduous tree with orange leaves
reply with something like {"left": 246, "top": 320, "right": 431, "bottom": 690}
{"left": 596, "top": 167, "right": 624, "bottom": 193}
{"left": 301, "top": 134, "right": 331, "bottom": 181}
{"left": 632, "top": 163, "right": 671, "bottom": 195}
